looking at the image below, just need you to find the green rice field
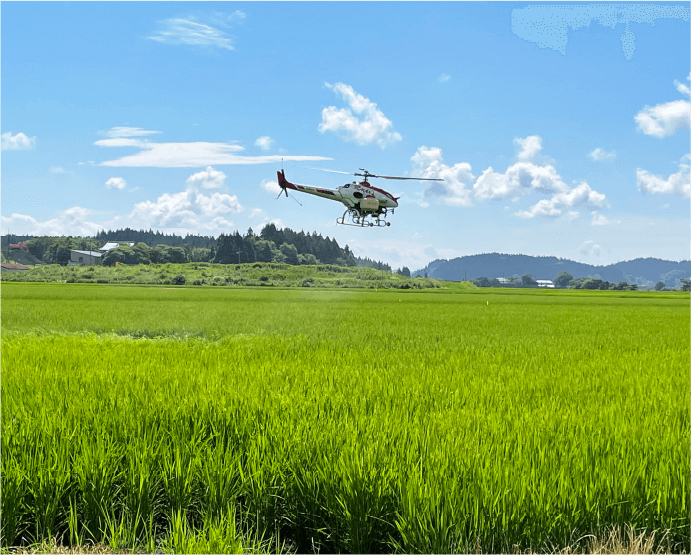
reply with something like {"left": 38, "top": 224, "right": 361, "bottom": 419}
{"left": 1, "top": 282, "right": 688, "bottom": 553}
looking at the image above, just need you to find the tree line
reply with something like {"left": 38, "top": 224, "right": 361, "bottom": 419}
{"left": 473, "top": 271, "right": 640, "bottom": 290}
{"left": 213, "top": 224, "right": 356, "bottom": 266}
{"left": 95, "top": 228, "right": 217, "bottom": 248}
{"left": 18, "top": 225, "right": 392, "bottom": 270}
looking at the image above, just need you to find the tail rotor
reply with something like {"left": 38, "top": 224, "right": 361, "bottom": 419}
{"left": 275, "top": 170, "right": 302, "bottom": 206}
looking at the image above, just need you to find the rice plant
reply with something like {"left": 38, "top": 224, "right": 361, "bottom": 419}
{"left": 2, "top": 283, "right": 688, "bottom": 553}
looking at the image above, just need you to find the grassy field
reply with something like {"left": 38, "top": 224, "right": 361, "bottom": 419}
{"left": 1, "top": 283, "right": 688, "bottom": 553}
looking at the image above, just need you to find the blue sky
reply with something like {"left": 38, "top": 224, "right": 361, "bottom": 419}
{"left": 2, "top": 2, "right": 689, "bottom": 270}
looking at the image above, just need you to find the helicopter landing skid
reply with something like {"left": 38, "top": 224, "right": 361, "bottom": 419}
{"left": 336, "top": 209, "right": 391, "bottom": 228}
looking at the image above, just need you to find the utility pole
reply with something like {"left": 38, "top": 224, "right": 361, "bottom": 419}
{"left": 236, "top": 251, "right": 241, "bottom": 264}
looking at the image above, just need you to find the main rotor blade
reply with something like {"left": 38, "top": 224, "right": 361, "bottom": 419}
{"left": 355, "top": 173, "right": 444, "bottom": 182}
{"left": 297, "top": 165, "right": 443, "bottom": 181}
{"left": 294, "top": 165, "right": 351, "bottom": 175}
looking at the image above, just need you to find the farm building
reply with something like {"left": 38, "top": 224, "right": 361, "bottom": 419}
{"left": 1, "top": 263, "right": 30, "bottom": 272}
{"left": 536, "top": 279, "right": 554, "bottom": 288}
{"left": 71, "top": 250, "right": 102, "bottom": 265}
{"left": 100, "top": 241, "right": 135, "bottom": 252}
{"left": 9, "top": 242, "right": 29, "bottom": 250}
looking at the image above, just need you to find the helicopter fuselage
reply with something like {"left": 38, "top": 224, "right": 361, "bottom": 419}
{"left": 275, "top": 168, "right": 442, "bottom": 227}
{"left": 276, "top": 170, "right": 398, "bottom": 212}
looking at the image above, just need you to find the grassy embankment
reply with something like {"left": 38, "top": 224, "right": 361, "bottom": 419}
{"left": 2, "top": 284, "right": 688, "bottom": 553}
{"left": 0, "top": 262, "right": 444, "bottom": 290}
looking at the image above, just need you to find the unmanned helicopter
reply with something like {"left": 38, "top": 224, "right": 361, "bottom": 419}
{"left": 276, "top": 168, "right": 442, "bottom": 227}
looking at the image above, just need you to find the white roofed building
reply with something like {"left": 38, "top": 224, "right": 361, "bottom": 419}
{"left": 99, "top": 241, "right": 135, "bottom": 252}
{"left": 536, "top": 279, "right": 554, "bottom": 288}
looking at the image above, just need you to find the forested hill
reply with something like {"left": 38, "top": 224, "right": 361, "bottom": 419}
{"left": 413, "top": 253, "right": 690, "bottom": 287}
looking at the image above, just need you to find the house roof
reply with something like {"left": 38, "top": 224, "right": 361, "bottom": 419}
{"left": 72, "top": 250, "right": 103, "bottom": 257}
{"left": 9, "top": 242, "right": 28, "bottom": 249}
{"left": 1, "top": 263, "right": 30, "bottom": 270}
{"left": 100, "top": 241, "right": 135, "bottom": 251}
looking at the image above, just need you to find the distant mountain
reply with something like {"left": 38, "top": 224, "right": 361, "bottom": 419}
{"left": 413, "top": 253, "right": 690, "bottom": 287}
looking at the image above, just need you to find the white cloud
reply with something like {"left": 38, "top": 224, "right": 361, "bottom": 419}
{"left": 636, "top": 155, "right": 690, "bottom": 198}
{"left": 591, "top": 212, "right": 609, "bottom": 225}
{"left": 210, "top": 10, "right": 245, "bottom": 27}
{"left": 254, "top": 136, "right": 275, "bottom": 151}
{"left": 514, "top": 135, "right": 542, "bottom": 162}
{"left": 106, "top": 177, "right": 127, "bottom": 190}
{"left": 4, "top": 166, "right": 246, "bottom": 237}
{"left": 516, "top": 182, "right": 607, "bottom": 219}
{"left": 103, "top": 127, "right": 161, "bottom": 138}
{"left": 412, "top": 146, "right": 474, "bottom": 206}
{"left": 411, "top": 136, "right": 606, "bottom": 219}
{"left": 578, "top": 240, "right": 603, "bottom": 259}
{"left": 319, "top": 82, "right": 402, "bottom": 149}
{"left": 515, "top": 198, "right": 563, "bottom": 218}
{"left": 261, "top": 179, "right": 281, "bottom": 195}
{"left": 95, "top": 138, "right": 143, "bottom": 148}
{"left": 437, "top": 73, "right": 451, "bottom": 83}
{"left": 186, "top": 166, "right": 226, "bottom": 189}
{"left": 250, "top": 208, "right": 266, "bottom": 218}
{"left": 1, "top": 207, "right": 104, "bottom": 236}
{"left": 588, "top": 148, "right": 616, "bottom": 161}
{"left": 635, "top": 100, "right": 690, "bottom": 138}
{"left": 130, "top": 188, "right": 242, "bottom": 231}
{"left": 97, "top": 138, "right": 331, "bottom": 167}
{"left": 474, "top": 161, "right": 569, "bottom": 201}
{"left": 635, "top": 76, "right": 691, "bottom": 138}
{"left": 148, "top": 18, "right": 235, "bottom": 50}
{"left": 674, "top": 79, "right": 691, "bottom": 98}
{"left": 50, "top": 166, "right": 65, "bottom": 173}
{"left": 2, "top": 132, "right": 36, "bottom": 151}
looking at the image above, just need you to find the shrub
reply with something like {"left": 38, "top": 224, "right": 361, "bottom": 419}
{"left": 172, "top": 275, "right": 186, "bottom": 286}
{"left": 473, "top": 276, "right": 490, "bottom": 287}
